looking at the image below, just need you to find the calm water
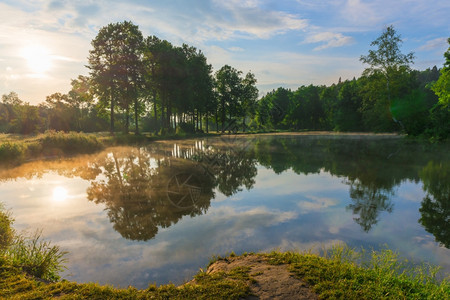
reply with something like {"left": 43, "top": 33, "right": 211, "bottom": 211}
{"left": 0, "top": 134, "right": 449, "bottom": 288}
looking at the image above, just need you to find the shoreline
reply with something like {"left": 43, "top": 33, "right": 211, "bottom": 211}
{"left": 1, "top": 250, "right": 448, "bottom": 299}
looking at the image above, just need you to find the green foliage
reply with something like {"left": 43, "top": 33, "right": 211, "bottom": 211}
{"left": 40, "top": 131, "right": 103, "bottom": 155}
{"left": 334, "top": 80, "right": 363, "bottom": 131}
{"left": 391, "top": 88, "right": 429, "bottom": 135}
{"left": 432, "top": 38, "right": 450, "bottom": 108}
{"left": 425, "top": 103, "right": 450, "bottom": 141}
{"left": 0, "top": 142, "right": 25, "bottom": 165}
{"left": 267, "top": 246, "right": 450, "bottom": 299}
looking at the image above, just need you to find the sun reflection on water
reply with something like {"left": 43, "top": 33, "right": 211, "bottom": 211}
{"left": 52, "top": 186, "right": 68, "bottom": 202}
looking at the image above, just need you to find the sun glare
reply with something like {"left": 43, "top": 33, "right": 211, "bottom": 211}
{"left": 53, "top": 186, "right": 68, "bottom": 202}
{"left": 21, "top": 44, "right": 53, "bottom": 75}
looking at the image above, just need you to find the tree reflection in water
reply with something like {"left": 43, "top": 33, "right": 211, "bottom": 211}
{"left": 346, "top": 181, "right": 394, "bottom": 232}
{"left": 0, "top": 135, "right": 448, "bottom": 244}
{"left": 85, "top": 140, "right": 257, "bottom": 241}
{"left": 419, "top": 161, "right": 450, "bottom": 248}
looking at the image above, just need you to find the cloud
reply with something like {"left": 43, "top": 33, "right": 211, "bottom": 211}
{"left": 298, "top": 195, "right": 339, "bottom": 213}
{"left": 305, "top": 31, "right": 354, "bottom": 50}
{"left": 418, "top": 37, "right": 448, "bottom": 51}
{"left": 341, "top": 0, "right": 381, "bottom": 26}
{"left": 229, "top": 46, "right": 245, "bottom": 52}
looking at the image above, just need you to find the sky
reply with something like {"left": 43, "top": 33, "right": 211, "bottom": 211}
{"left": 0, "top": 0, "right": 449, "bottom": 105}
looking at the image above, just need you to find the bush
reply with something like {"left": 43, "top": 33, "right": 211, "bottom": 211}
{"left": 40, "top": 131, "right": 103, "bottom": 155}
{"left": 0, "top": 142, "right": 25, "bottom": 165}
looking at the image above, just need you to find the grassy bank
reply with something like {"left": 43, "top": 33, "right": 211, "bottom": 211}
{"left": 264, "top": 248, "right": 450, "bottom": 299}
{"left": 0, "top": 131, "right": 104, "bottom": 166}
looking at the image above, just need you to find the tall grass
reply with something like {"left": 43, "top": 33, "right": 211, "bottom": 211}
{"left": 0, "top": 131, "right": 104, "bottom": 165}
{"left": 7, "top": 230, "right": 67, "bottom": 281}
{"left": 0, "top": 204, "right": 14, "bottom": 251}
{"left": 267, "top": 245, "right": 450, "bottom": 299}
{"left": 40, "top": 130, "right": 103, "bottom": 155}
{"left": 0, "top": 204, "right": 67, "bottom": 282}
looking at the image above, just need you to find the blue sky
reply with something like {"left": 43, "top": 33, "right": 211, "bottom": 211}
{"left": 0, "top": 0, "right": 449, "bottom": 104}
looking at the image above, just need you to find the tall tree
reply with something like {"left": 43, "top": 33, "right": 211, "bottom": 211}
{"left": 88, "top": 21, "right": 144, "bottom": 134}
{"left": 360, "top": 25, "right": 414, "bottom": 126}
{"left": 239, "top": 72, "right": 258, "bottom": 131}
{"left": 432, "top": 38, "right": 450, "bottom": 108}
{"left": 215, "top": 65, "right": 242, "bottom": 132}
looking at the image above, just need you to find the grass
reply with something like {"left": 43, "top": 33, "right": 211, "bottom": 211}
{"left": 265, "top": 246, "right": 450, "bottom": 299}
{"left": 0, "top": 131, "right": 104, "bottom": 166}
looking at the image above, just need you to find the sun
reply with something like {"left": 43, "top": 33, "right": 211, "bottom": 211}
{"left": 53, "top": 186, "right": 68, "bottom": 202}
{"left": 21, "top": 44, "right": 53, "bottom": 75}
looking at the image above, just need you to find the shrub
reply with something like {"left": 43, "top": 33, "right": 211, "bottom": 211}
{"left": 40, "top": 131, "right": 103, "bottom": 155}
{"left": 0, "top": 142, "right": 25, "bottom": 165}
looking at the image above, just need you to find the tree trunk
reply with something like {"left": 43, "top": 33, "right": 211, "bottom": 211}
{"left": 215, "top": 109, "right": 219, "bottom": 132}
{"left": 206, "top": 111, "right": 209, "bottom": 133}
{"left": 134, "top": 96, "right": 139, "bottom": 135}
{"left": 125, "top": 105, "right": 130, "bottom": 134}
{"left": 110, "top": 88, "right": 115, "bottom": 135}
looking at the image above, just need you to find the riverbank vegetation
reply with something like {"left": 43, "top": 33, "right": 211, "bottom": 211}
{"left": 0, "top": 131, "right": 103, "bottom": 166}
{"left": 1, "top": 204, "right": 449, "bottom": 299}
{"left": 0, "top": 25, "right": 448, "bottom": 141}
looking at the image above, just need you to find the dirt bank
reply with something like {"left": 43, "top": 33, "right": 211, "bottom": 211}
{"left": 207, "top": 254, "right": 318, "bottom": 300}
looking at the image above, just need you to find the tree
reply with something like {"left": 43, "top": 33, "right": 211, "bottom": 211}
{"left": 239, "top": 72, "right": 258, "bottom": 131}
{"left": 88, "top": 21, "right": 144, "bottom": 134}
{"left": 68, "top": 75, "right": 94, "bottom": 131}
{"left": 333, "top": 80, "right": 363, "bottom": 131}
{"left": 1, "top": 92, "right": 23, "bottom": 106}
{"left": 360, "top": 25, "right": 414, "bottom": 126}
{"left": 215, "top": 65, "right": 242, "bottom": 132}
{"left": 432, "top": 38, "right": 450, "bottom": 108}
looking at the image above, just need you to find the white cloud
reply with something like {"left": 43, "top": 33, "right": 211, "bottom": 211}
{"left": 418, "top": 37, "right": 448, "bottom": 51}
{"left": 339, "top": 0, "right": 381, "bottom": 27}
{"left": 305, "top": 31, "right": 354, "bottom": 50}
{"left": 208, "top": 0, "right": 307, "bottom": 40}
{"left": 229, "top": 46, "right": 245, "bottom": 52}
{"left": 298, "top": 195, "right": 339, "bottom": 212}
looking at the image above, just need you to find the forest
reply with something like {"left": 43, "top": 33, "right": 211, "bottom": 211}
{"left": 0, "top": 22, "right": 449, "bottom": 140}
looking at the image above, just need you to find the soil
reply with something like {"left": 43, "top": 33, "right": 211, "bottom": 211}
{"left": 207, "top": 255, "right": 318, "bottom": 300}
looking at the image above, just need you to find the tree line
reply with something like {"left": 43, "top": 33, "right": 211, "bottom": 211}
{"left": 0, "top": 23, "right": 448, "bottom": 139}
{"left": 255, "top": 28, "right": 449, "bottom": 140}
{"left": 1, "top": 21, "right": 258, "bottom": 135}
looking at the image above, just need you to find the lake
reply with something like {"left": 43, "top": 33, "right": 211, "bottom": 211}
{"left": 0, "top": 133, "right": 449, "bottom": 288}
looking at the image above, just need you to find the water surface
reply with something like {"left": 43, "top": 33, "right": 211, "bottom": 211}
{"left": 1, "top": 134, "right": 448, "bottom": 288}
